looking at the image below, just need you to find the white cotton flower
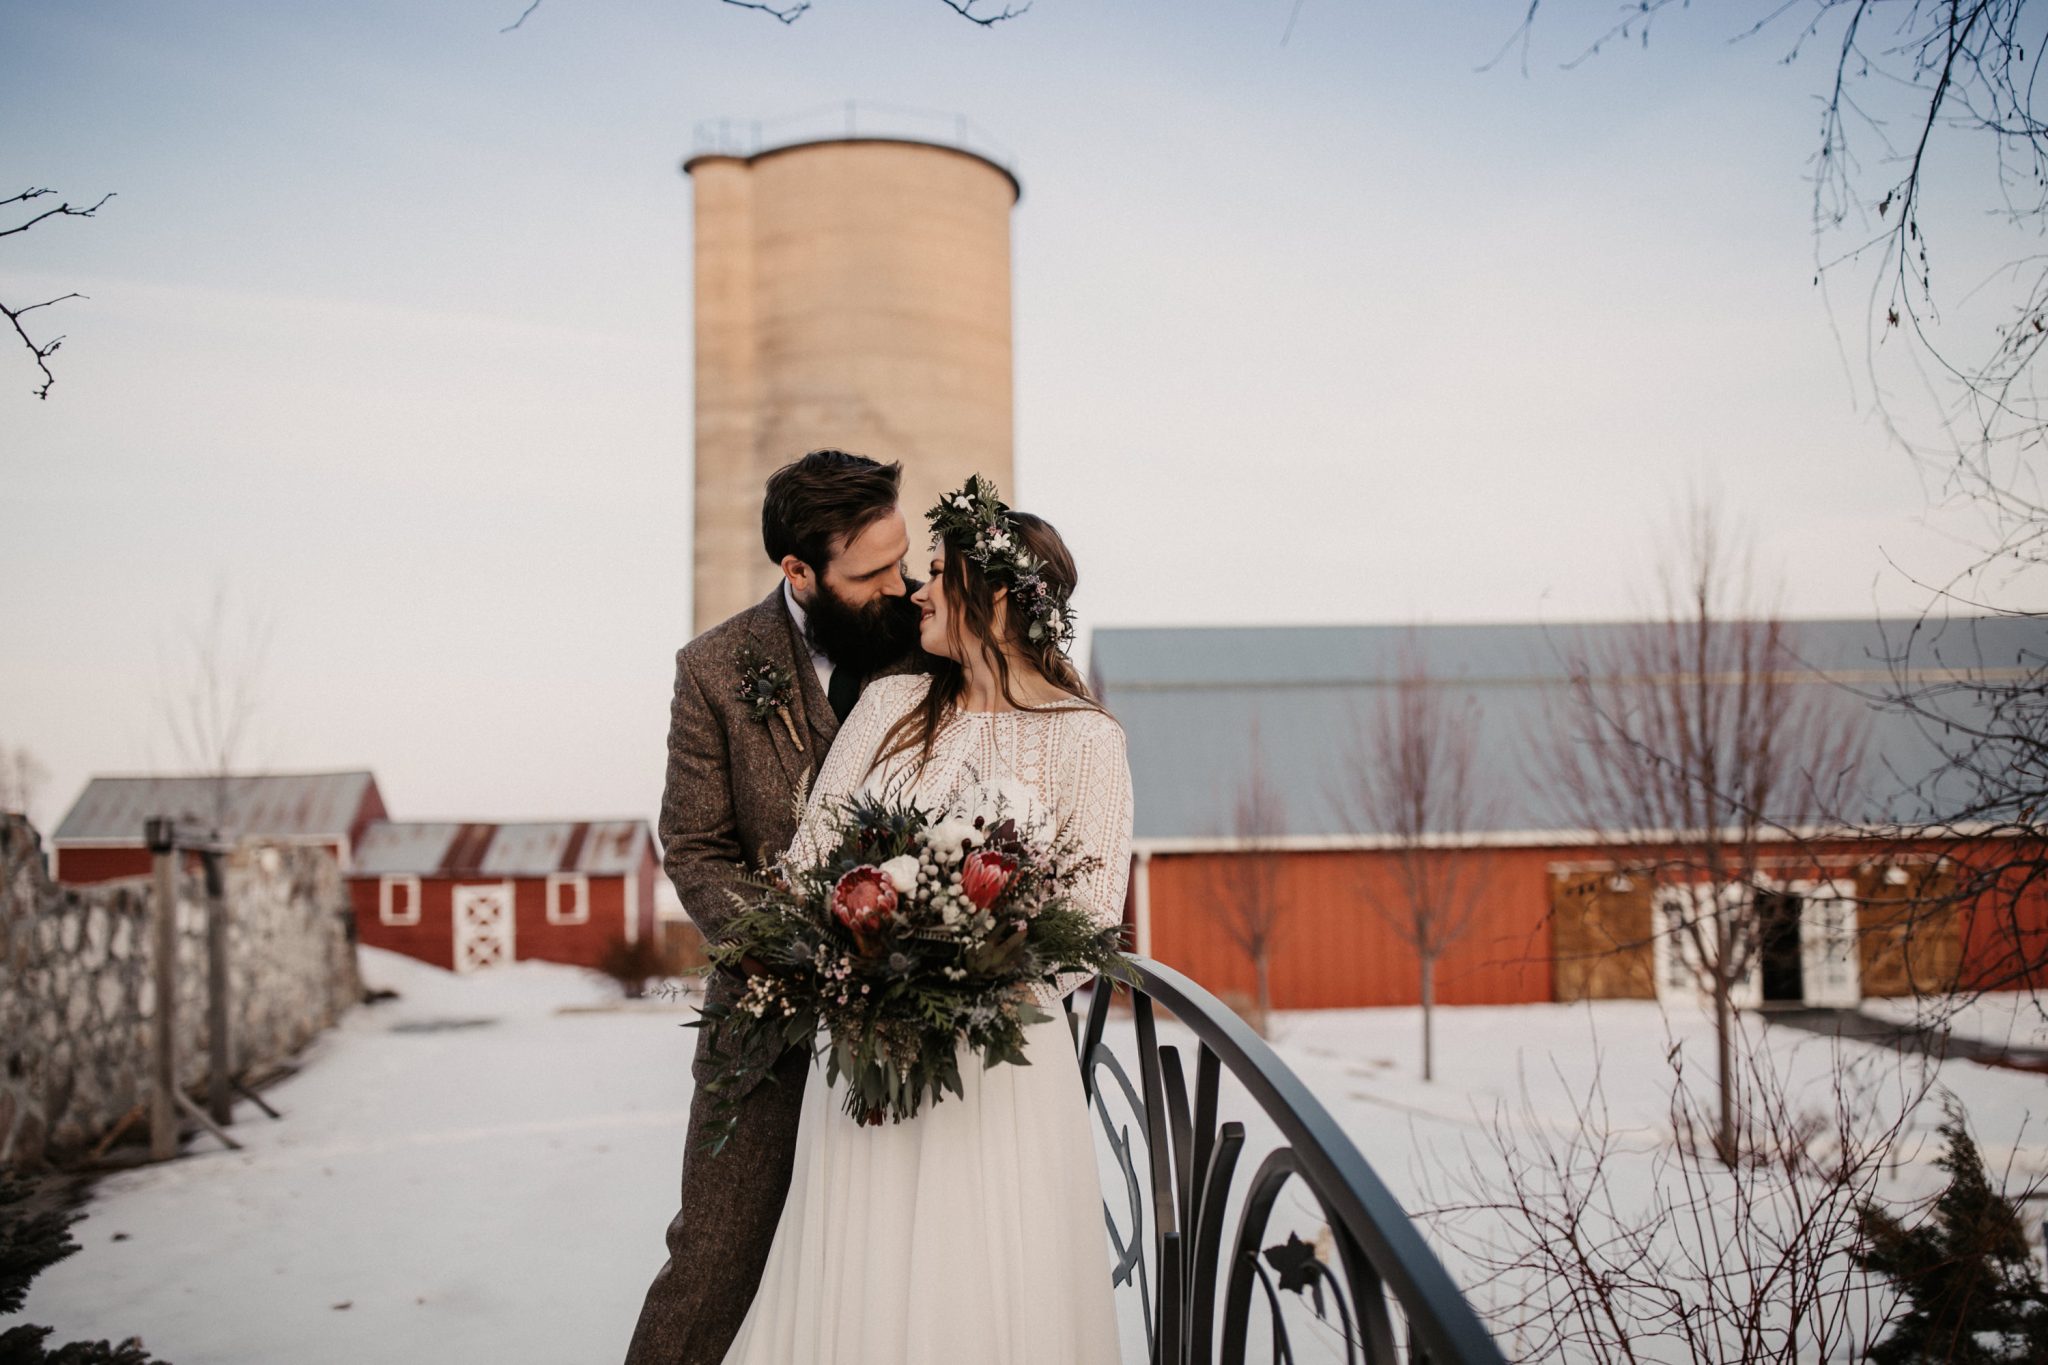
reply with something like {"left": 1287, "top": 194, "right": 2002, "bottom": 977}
{"left": 990, "top": 531, "right": 1011, "bottom": 551}
{"left": 961, "top": 776, "right": 1048, "bottom": 838}
{"left": 952, "top": 495, "right": 973, "bottom": 509}
{"left": 924, "top": 814, "right": 980, "bottom": 862}
{"left": 878, "top": 854, "right": 920, "bottom": 894}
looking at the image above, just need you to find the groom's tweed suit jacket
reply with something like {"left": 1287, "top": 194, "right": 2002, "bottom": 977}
{"left": 624, "top": 583, "right": 920, "bottom": 1365}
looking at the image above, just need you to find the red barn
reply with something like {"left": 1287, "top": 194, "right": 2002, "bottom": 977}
{"left": 1091, "top": 618, "right": 2048, "bottom": 1013}
{"left": 348, "top": 819, "right": 658, "bottom": 973}
{"left": 50, "top": 771, "right": 387, "bottom": 884}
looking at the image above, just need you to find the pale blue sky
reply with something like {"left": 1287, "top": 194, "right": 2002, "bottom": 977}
{"left": 2, "top": 0, "right": 2023, "bottom": 831}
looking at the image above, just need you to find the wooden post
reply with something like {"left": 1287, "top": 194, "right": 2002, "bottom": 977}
{"left": 146, "top": 817, "right": 178, "bottom": 1162}
{"left": 203, "top": 847, "right": 231, "bottom": 1127}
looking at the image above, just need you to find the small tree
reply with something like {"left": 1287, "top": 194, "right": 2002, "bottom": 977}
{"left": 153, "top": 579, "right": 274, "bottom": 835}
{"left": 1331, "top": 630, "right": 1497, "bottom": 1081}
{"left": 1536, "top": 497, "right": 1869, "bottom": 1162}
{"left": 1419, "top": 1029, "right": 1933, "bottom": 1363}
{"left": 0, "top": 744, "right": 49, "bottom": 826}
{"left": 1205, "top": 723, "right": 1290, "bottom": 1036}
{"left": 1854, "top": 1098, "right": 2048, "bottom": 1365}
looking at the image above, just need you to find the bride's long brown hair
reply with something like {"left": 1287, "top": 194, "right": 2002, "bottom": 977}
{"left": 876, "top": 511, "right": 1107, "bottom": 774}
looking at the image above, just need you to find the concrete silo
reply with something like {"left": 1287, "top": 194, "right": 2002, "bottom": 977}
{"left": 684, "top": 136, "right": 1021, "bottom": 634}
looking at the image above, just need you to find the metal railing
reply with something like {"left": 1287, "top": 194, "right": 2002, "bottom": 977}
{"left": 1071, "top": 958, "right": 1508, "bottom": 1365}
{"left": 688, "top": 101, "right": 1016, "bottom": 170}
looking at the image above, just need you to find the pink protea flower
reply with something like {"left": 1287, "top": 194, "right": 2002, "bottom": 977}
{"left": 832, "top": 865, "right": 898, "bottom": 934}
{"left": 960, "top": 849, "right": 1019, "bottom": 910}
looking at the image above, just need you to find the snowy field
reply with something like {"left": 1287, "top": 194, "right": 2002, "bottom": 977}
{"left": 17, "top": 947, "right": 2047, "bottom": 1364}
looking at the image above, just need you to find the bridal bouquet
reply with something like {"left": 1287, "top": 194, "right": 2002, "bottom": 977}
{"left": 689, "top": 785, "right": 1133, "bottom": 1154}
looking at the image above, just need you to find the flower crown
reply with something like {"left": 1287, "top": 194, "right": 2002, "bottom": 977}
{"left": 925, "top": 474, "right": 1076, "bottom": 649}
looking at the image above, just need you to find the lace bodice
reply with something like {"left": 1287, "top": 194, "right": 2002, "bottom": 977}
{"left": 786, "top": 673, "right": 1134, "bottom": 1006}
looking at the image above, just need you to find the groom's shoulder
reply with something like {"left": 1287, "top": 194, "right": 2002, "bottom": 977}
{"left": 676, "top": 593, "right": 781, "bottom": 675}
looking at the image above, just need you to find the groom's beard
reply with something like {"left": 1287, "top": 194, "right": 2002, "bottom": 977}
{"left": 801, "top": 579, "right": 922, "bottom": 677}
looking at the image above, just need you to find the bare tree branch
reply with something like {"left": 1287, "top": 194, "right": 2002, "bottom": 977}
{"left": 721, "top": 0, "right": 811, "bottom": 21}
{"left": 936, "top": 0, "right": 1029, "bottom": 26}
{"left": 501, "top": 0, "right": 1023, "bottom": 29}
{"left": 154, "top": 580, "right": 277, "bottom": 836}
{"left": 1330, "top": 627, "right": 1500, "bottom": 1080}
{"left": 500, "top": 0, "right": 546, "bottom": 32}
{"left": 3, "top": 188, "right": 111, "bottom": 401}
{"left": 1416, "top": 1026, "right": 1941, "bottom": 1361}
{"left": 1206, "top": 721, "right": 1291, "bottom": 1036}
{"left": 1532, "top": 496, "right": 1872, "bottom": 1162}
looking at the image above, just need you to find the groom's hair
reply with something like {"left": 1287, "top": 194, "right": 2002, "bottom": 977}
{"left": 761, "top": 449, "right": 904, "bottom": 573}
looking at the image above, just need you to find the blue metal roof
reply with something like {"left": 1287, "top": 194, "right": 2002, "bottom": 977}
{"left": 53, "top": 771, "right": 379, "bottom": 843}
{"left": 1088, "top": 617, "right": 2044, "bottom": 840}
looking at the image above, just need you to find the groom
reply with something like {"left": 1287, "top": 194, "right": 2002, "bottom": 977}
{"left": 624, "top": 449, "right": 925, "bottom": 1365}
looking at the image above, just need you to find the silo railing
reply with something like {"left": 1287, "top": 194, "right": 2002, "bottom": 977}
{"left": 1071, "top": 958, "right": 1507, "bottom": 1365}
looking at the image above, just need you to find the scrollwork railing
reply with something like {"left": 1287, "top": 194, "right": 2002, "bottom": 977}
{"left": 1072, "top": 958, "right": 1507, "bottom": 1365}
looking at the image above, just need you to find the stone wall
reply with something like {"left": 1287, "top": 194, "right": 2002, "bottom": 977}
{"left": 0, "top": 815, "right": 360, "bottom": 1168}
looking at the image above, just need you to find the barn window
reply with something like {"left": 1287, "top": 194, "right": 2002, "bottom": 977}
{"left": 380, "top": 875, "right": 421, "bottom": 926}
{"left": 547, "top": 873, "right": 589, "bottom": 925}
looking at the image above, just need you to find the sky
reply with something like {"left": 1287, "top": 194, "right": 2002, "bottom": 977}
{"left": 4, "top": 0, "right": 2037, "bottom": 833}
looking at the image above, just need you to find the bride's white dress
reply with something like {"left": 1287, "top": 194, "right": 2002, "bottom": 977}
{"left": 719, "top": 673, "right": 1134, "bottom": 1365}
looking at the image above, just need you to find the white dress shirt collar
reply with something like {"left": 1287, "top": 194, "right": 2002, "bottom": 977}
{"left": 782, "top": 578, "right": 835, "bottom": 693}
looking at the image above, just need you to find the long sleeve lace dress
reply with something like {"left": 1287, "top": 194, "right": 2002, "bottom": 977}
{"left": 718, "top": 673, "right": 1133, "bottom": 1365}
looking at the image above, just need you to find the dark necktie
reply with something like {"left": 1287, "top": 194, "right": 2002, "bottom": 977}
{"left": 827, "top": 664, "right": 862, "bottom": 724}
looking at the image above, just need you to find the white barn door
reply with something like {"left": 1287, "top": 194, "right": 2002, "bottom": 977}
{"left": 1799, "top": 881, "right": 1861, "bottom": 1008}
{"left": 1653, "top": 883, "right": 1761, "bottom": 1009}
{"left": 453, "top": 882, "right": 515, "bottom": 972}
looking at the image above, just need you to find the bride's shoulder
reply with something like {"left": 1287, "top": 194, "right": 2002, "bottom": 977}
{"left": 856, "top": 672, "right": 934, "bottom": 717}
{"left": 1055, "top": 703, "right": 1127, "bottom": 752}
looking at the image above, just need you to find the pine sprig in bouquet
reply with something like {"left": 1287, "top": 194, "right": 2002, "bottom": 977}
{"left": 688, "top": 786, "right": 1133, "bottom": 1155}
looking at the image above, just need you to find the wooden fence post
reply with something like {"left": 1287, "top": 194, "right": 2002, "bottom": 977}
{"left": 146, "top": 817, "right": 178, "bottom": 1162}
{"left": 203, "top": 847, "right": 231, "bottom": 1127}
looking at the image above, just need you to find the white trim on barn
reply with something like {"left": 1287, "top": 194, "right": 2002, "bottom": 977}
{"left": 1786, "top": 876, "right": 1861, "bottom": 1009}
{"left": 1136, "top": 820, "right": 2002, "bottom": 858}
{"left": 453, "top": 881, "right": 516, "bottom": 972}
{"left": 1132, "top": 850, "right": 1153, "bottom": 958}
{"left": 380, "top": 875, "right": 422, "bottom": 927}
{"left": 1650, "top": 875, "right": 1860, "bottom": 1011}
{"left": 547, "top": 873, "right": 590, "bottom": 926}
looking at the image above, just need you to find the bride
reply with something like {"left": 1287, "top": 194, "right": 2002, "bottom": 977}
{"left": 718, "top": 476, "right": 1132, "bottom": 1365}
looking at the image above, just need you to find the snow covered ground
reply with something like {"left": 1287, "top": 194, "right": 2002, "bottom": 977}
{"left": 16, "top": 948, "right": 2047, "bottom": 1364}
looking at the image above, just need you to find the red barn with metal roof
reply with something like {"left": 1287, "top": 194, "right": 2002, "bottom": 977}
{"left": 346, "top": 819, "right": 659, "bottom": 972}
{"left": 51, "top": 771, "right": 387, "bottom": 883}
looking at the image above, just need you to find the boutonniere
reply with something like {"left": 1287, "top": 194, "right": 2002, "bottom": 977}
{"left": 734, "top": 640, "right": 805, "bottom": 751}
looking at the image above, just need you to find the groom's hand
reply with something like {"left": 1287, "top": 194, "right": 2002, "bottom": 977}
{"left": 716, "top": 952, "right": 774, "bottom": 981}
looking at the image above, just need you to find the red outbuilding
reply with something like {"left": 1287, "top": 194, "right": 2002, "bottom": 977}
{"left": 347, "top": 819, "right": 659, "bottom": 973}
{"left": 50, "top": 771, "right": 388, "bottom": 884}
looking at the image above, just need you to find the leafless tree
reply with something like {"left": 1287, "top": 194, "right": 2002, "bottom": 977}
{"left": 3, "top": 187, "right": 112, "bottom": 401}
{"left": 1330, "top": 629, "right": 1498, "bottom": 1082}
{"left": 1505, "top": 2, "right": 2048, "bottom": 1018}
{"left": 1417, "top": 1026, "right": 1941, "bottom": 1363}
{"left": 0, "top": 743, "right": 50, "bottom": 828}
{"left": 1206, "top": 722, "right": 1291, "bottom": 1036}
{"left": 1831, "top": 611, "right": 2048, "bottom": 1017}
{"left": 1535, "top": 497, "right": 1869, "bottom": 1163}
{"left": 154, "top": 580, "right": 275, "bottom": 837}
